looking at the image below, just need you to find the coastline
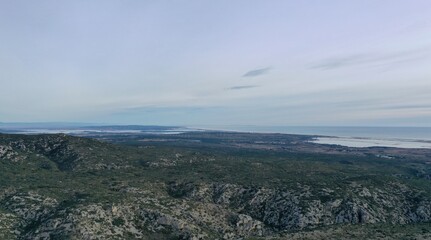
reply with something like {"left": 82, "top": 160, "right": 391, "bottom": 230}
{"left": 311, "top": 136, "right": 431, "bottom": 149}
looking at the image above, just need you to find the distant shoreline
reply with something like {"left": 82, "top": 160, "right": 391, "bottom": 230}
{"left": 2, "top": 125, "right": 431, "bottom": 149}
{"left": 311, "top": 136, "right": 431, "bottom": 149}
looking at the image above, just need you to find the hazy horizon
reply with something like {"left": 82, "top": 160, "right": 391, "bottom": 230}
{"left": 1, "top": 1, "right": 431, "bottom": 126}
{"left": 2, "top": 121, "right": 431, "bottom": 128}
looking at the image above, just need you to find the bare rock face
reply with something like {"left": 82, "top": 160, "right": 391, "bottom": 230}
{"left": 2, "top": 180, "right": 431, "bottom": 239}
{"left": 234, "top": 214, "right": 264, "bottom": 236}
{"left": 167, "top": 181, "right": 431, "bottom": 232}
{"left": 0, "top": 145, "right": 21, "bottom": 162}
{"left": 0, "top": 183, "right": 431, "bottom": 239}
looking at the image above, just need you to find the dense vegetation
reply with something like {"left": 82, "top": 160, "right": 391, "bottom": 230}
{"left": 0, "top": 132, "right": 430, "bottom": 239}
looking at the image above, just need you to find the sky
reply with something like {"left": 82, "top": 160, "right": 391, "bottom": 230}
{"left": 1, "top": 0, "right": 431, "bottom": 127}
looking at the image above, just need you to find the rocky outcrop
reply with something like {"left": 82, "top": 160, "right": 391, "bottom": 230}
{"left": 168, "top": 181, "right": 431, "bottom": 231}
{"left": 0, "top": 145, "right": 22, "bottom": 162}
{"left": 2, "top": 180, "right": 431, "bottom": 240}
{"left": 0, "top": 182, "right": 431, "bottom": 239}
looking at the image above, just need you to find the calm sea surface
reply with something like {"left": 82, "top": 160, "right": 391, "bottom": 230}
{"left": 197, "top": 126, "right": 431, "bottom": 148}
{"left": 198, "top": 126, "right": 431, "bottom": 140}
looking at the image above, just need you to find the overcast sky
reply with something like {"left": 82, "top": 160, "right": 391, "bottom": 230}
{"left": 1, "top": 0, "right": 431, "bottom": 126}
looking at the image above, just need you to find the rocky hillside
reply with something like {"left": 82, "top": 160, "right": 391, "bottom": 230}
{"left": 1, "top": 133, "right": 430, "bottom": 239}
{"left": 0, "top": 134, "right": 134, "bottom": 171}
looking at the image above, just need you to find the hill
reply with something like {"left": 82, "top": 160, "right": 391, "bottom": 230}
{"left": 1, "top": 132, "right": 431, "bottom": 239}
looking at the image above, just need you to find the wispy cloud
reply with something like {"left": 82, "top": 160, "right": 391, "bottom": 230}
{"left": 227, "top": 85, "right": 259, "bottom": 90}
{"left": 311, "top": 55, "right": 366, "bottom": 70}
{"left": 311, "top": 48, "right": 430, "bottom": 70}
{"left": 242, "top": 67, "right": 271, "bottom": 77}
{"left": 376, "top": 104, "right": 431, "bottom": 110}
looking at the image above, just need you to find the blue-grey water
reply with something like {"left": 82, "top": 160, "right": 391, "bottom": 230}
{"left": 197, "top": 126, "right": 431, "bottom": 148}
{"left": 198, "top": 126, "right": 431, "bottom": 140}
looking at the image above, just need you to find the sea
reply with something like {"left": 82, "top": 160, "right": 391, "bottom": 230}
{"left": 196, "top": 126, "right": 431, "bottom": 149}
